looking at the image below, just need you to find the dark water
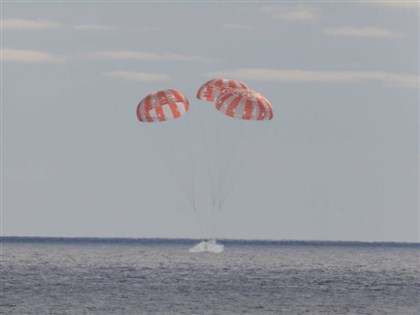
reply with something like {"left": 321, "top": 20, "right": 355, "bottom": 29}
{"left": 1, "top": 237, "right": 419, "bottom": 314}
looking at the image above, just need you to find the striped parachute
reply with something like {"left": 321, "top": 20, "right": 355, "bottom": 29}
{"left": 216, "top": 89, "right": 273, "bottom": 121}
{"left": 137, "top": 89, "right": 189, "bottom": 122}
{"left": 136, "top": 88, "right": 196, "bottom": 214}
{"left": 196, "top": 78, "right": 248, "bottom": 102}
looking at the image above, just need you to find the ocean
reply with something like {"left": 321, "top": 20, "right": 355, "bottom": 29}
{"left": 1, "top": 237, "right": 419, "bottom": 314}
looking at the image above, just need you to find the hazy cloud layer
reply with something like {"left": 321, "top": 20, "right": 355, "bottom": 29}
{"left": 2, "top": 18, "right": 113, "bottom": 31}
{"left": 2, "top": 18, "right": 61, "bottom": 30}
{"left": 370, "top": 1, "right": 420, "bottom": 9}
{"left": 322, "top": 27, "right": 406, "bottom": 38}
{"left": 1, "top": 48, "right": 65, "bottom": 63}
{"left": 259, "top": 5, "right": 319, "bottom": 21}
{"left": 223, "top": 24, "right": 255, "bottom": 31}
{"left": 74, "top": 24, "right": 114, "bottom": 31}
{"left": 2, "top": 48, "right": 214, "bottom": 64}
{"left": 206, "top": 68, "right": 419, "bottom": 89}
{"left": 81, "top": 50, "right": 214, "bottom": 62}
{"left": 101, "top": 71, "right": 171, "bottom": 81}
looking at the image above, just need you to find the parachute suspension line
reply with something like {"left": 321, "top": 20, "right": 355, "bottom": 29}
{"left": 147, "top": 128, "right": 195, "bottom": 211}
{"left": 218, "top": 123, "right": 271, "bottom": 210}
{"left": 186, "top": 113, "right": 207, "bottom": 240}
{"left": 214, "top": 112, "right": 224, "bottom": 211}
{"left": 209, "top": 196, "right": 223, "bottom": 240}
{"left": 209, "top": 111, "right": 227, "bottom": 240}
{"left": 217, "top": 145, "right": 251, "bottom": 210}
{"left": 205, "top": 111, "right": 221, "bottom": 240}
{"left": 215, "top": 120, "right": 244, "bottom": 211}
{"left": 183, "top": 115, "right": 208, "bottom": 239}
{"left": 201, "top": 109, "right": 217, "bottom": 210}
{"left": 136, "top": 89, "right": 196, "bottom": 211}
{"left": 186, "top": 114, "right": 197, "bottom": 212}
{"left": 217, "top": 121, "right": 244, "bottom": 210}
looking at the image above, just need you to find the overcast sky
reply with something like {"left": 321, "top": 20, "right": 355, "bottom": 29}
{"left": 2, "top": 1, "right": 419, "bottom": 242}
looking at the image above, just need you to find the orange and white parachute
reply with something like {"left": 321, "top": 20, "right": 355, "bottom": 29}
{"left": 215, "top": 89, "right": 273, "bottom": 121}
{"left": 196, "top": 78, "right": 248, "bottom": 102}
{"left": 137, "top": 89, "right": 189, "bottom": 122}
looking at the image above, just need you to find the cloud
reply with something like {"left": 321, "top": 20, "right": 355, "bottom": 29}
{"left": 322, "top": 27, "right": 407, "bottom": 38}
{"left": 74, "top": 24, "right": 114, "bottom": 31}
{"left": 259, "top": 5, "right": 319, "bottom": 21}
{"left": 205, "top": 68, "right": 419, "bottom": 89}
{"left": 1, "top": 48, "right": 211, "bottom": 65}
{"left": 370, "top": 1, "right": 419, "bottom": 9}
{"left": 101, "top": 71, "right": 171, "bottom": 82}
{"left": 1, "top": 18, "right": 114, "bottom": 32}
{"left": 81, "top": 50, "right": 214, "bottom": 62}
{"left": 223, "top": 24, "right": 256, "bottom": 31}
{"left": 1, "top": 48, "right": 65, "bottom": 63}
{"left": 2, "top": 18, "right": 61, "bottom": 30}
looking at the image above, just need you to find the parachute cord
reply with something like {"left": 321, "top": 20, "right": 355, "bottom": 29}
{"left": 218, "top": 123, "right": 253, "bottom": 209}
{"left": 218, "top": 123, "right": 270, "bottom": 210}
{"left": 214, "top": 112, "right": 223, "bottom": 209}
{"left": 217, "top": 122, "right": 245, "bottom": 210}
{"left": 209, "top": 203, "right": 223, "bottom": 240}
{"left": 186, "top": 113, "right": 207, "bottom": 240}
{"left": 217, "top": 148, "right": 249, "bottom": 209}
{"left": 212, "top": 112, "right": 228, "bottom": 240}
{"left": 146, "top": 122, "right": 197, "bottom": 214}
{"left": 215, "top": 120, "right": 244, "bottom": 210}
{"left": 201, "top": 108, "right": 220, "bottom": 240}
{"left": 187, "top": 110, "right": 210, "bottom": 238}
{"left": 201, "top": 109, "right": 217, "bottom": 209}
{"left": 186, "top": 114, "right": 197, "bottom": 212}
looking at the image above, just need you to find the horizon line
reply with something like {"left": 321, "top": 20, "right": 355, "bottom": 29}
{"left": 1, "top": 235, "right": 419, "bottom": 246}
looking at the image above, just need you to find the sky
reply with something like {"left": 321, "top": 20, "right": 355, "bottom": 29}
{"left": 1, "top": 1, "right": 419, "bottom": 242}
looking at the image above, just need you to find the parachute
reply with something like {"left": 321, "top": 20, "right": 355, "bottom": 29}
{"left": 136, "top": 89, "right": 189, "bottom": 122}
{"left": 136, "top": 88, "right": 196, "bottom": 213}
{"left": 197, "top": 78, "right": 248, "bottom": 102}
{"left": 216, "top": 89, "right": 273, "bottom": 121}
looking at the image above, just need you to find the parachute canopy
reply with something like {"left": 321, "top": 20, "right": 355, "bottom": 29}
{"left": 216, "top": 89, "right": 273, "bottom": 121}
{"left": 197, "top": 78, "right": 248, "bottom": 102}
{"left": 137, "top": 89, "right": 189, "bottom": 122}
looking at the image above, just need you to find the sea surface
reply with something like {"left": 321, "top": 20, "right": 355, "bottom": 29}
{"left": 1, "top": 237, "right": 419, "bottom": 314}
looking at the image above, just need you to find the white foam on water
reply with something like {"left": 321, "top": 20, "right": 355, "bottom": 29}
{"left": 189, "top": 239, "right": 224, "bottom": 253}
